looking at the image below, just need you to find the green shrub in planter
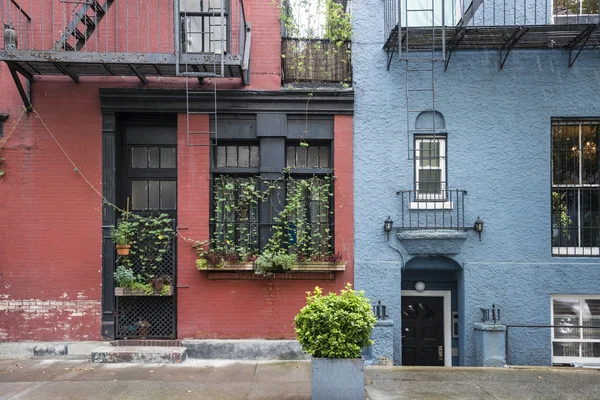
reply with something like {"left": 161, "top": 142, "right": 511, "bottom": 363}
{"left": 294, "top": 283, "right": 376, "bottom": 358}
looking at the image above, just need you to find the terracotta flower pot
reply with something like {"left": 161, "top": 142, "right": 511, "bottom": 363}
{"left": 116, "top": 244, "right": 131, "bottom": 256}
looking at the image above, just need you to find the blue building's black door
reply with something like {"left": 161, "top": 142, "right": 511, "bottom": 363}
{"left": 401, "top": 296, "right": 444, "bottom": 366}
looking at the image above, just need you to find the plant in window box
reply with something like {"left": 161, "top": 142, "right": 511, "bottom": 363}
{"left": 294, "top": 284, "right": 376, "bottom": 400}
{"left": 254, "top": 251, "right": 297, "bottom": 276}
{"left": 293, "top": 251, "right": 346, "bottom": 272}
{"left": 194, "top": 240, "right": 257, "bottom": 271}
{"left": 114, "top": 265, "right": 173, "bottom": 296}
{"left": 111, "top": 217, "right": 139, "bottom": 256}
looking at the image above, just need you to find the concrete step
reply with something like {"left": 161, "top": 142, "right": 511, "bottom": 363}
{"left": 91, "top": 346, "right": 187, "bottom": 364}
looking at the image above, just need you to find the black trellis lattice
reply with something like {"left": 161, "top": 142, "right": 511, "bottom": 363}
{"left": 115, "top": 219, "right": 177, "bottom": 339}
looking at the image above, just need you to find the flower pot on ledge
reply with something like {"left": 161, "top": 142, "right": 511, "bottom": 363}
{"left": 115, "top": 244, "right": 131, "bottom": 256}
{"left": 114, "top": 286, "right": 173, "bottom": 296}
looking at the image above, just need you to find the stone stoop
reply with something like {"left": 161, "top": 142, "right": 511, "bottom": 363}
{"left": 91, "top": 346, "right": 187, "bottom": 364}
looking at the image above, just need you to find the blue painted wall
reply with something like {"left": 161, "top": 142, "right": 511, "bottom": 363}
{"left": 353, "top": 0, "right": 600, "bottom": 366}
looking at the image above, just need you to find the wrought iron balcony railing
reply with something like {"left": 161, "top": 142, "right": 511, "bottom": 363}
{"left": 396, "top": 189, "right": 469, "bottom": 230}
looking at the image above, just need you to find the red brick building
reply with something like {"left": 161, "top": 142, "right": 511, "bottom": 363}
{"left": 0, "top": 0, "right": 353, "bottom": 342}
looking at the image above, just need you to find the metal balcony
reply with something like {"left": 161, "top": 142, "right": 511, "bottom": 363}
{"left": 396, "top": 189, "right": 469, "bottom": 230}
{"left": 1, "top": 0, "right": 251, "bottom": 108}
{"left": 383, "top": 0, "right": 600, "bottom": 68}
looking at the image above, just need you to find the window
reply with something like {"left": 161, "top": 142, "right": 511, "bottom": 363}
{"left": 415, "top": 136, "right": 446, "bottom": 200}
{"left": 552, "top": 120, "right": 600, "bottom": 256}
{"left": 210, "top": 142, "right": 333, "bottom": 257}
{"left": 180, "top": 0, "right": 227, "bottom": 54}
{"left": 552, "top": 296, "right": 600, "bottom": 364}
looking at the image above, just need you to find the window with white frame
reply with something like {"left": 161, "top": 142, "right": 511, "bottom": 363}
{"left": 415, "top": 136, "right": 446, "bottom": 200}
{"left": 551, "top": 120, "right": 600, "bottom": 256}
{"left": 552, "top": 296, "right": 600, "bottom": 364}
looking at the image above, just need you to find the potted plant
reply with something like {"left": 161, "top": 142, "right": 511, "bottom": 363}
{"left": 294, "top": 283, "right": 376, "bottom": 400}
{"left": 111, "top": 218, "right": 138, "bottom": 256}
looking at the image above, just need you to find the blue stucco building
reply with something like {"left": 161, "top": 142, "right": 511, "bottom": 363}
{"left": 353, "top": 0, "right": 600, "bottom": 366}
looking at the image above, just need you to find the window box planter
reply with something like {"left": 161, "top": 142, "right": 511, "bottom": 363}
{"left": 291, "top": 262, "right": 346, "bottom": 272}
{"left": 203, "top": 262, "right": 255, "bottom": 271}
{"left": 114, "top": 286, "right": 173, "bottom": 296}
{"left": 200, "top": 261, "right": 346, "bottom": 273}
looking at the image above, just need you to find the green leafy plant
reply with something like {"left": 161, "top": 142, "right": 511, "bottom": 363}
{"left": 254, "top": 252, "right": 297, "bottom": 276}
{"left": 294, "top": 283, "right": 376, "bottom": 359}
{"left": 114, "top": 265, "right": 135, "bottom": 287}
{"left": 110, "top": 218, "right": 139, "bottom": 246}
{"left": 552, "top": 191, "right": 572, "bottom": 244}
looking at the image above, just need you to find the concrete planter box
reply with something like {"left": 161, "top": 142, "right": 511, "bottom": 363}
{"left": 114, "top": 286, "right": 173, "bottom": 296}
{"left": 312, "top": 358, "right": 364, "bottom": 400}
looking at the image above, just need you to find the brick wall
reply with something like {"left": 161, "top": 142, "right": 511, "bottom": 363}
{"left": 176, "top": 113, "right": 353, "bottom": 339}
{"left": 0, "top": 0, "right": 351, "bottom": 341}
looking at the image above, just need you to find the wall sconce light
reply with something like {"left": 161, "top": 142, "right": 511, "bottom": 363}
{"left": 474, "top": 216, "right": 484, "bottom": 242}
{"left": 415, "top": 281, "right": 425, "bottom": 292}
{"left": 384, "top": 216, "right": 393, "bottom": 241}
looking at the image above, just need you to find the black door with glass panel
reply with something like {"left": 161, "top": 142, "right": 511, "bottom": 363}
{"left": 115, "top": 124, "right": 177, "bottom": 339}
{"left": 402, "top": 296, "right": 444, "bottom": 366}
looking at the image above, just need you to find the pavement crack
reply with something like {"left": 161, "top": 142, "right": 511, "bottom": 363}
{"left": 460, "top": 371, "right": 499, "bottom": 400}
{"left": 243, "top": 362, "right": 259, "bottom": 400}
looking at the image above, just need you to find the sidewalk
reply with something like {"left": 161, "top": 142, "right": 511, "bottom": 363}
{"left": 0, "top": 359, "right": 599, "bottom": 399}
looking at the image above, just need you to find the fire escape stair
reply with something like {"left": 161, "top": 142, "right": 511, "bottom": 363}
{"left": 54, "top": 0, "right": 115, "bottom": 52}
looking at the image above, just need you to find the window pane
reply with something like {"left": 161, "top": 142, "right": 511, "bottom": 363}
{"left": 420, "top": 141, "right": 440, "bottom": 168}
{"left": 226, "top": 146, "right": 237, "bottom": 167}
{"left": 131, "top": 181, "right": 148, "bottom": 210}
{"left": 238, "top": 146, "right": 250, "bottom": 167}
{"left": 160, "top": 181, "right": 177, "bottom": 210}
{"left": 581, "top": 124, "right": 599, "bottom": 185}
{"left": 250, "top": 146, "right": 260, "bottom": 168}
{"left": 149, "top": 180, "right": 160, "bottom": 209}
{"left": 553, "top": 342, "right": 580, "bottom": 357}
{"left": 131, "top": 147, "right": 147, "bottom": 168}
{"left": 216, "top": 146, "right": 226, "bottom": 167}
{"left": 319, "top": 146, "right": 329, "bottom": 168}
{"left": 552, "top": 190, "right": 576, "bottom": 247}
{"left": 418, "top": 170, "right": 441, "bottom": 194}
{"left": 286, "top": 146, "right": 295, "bottom": 168}
{"left": 307, "top": 147, "right": 319, "bottom": 168}
{"left": 583, "top": 299, "right": 600, "bottom": 340}
{"left": 553, "top": 299, "right": 580, "bottom": 339}
{"left": 148, "top": 147, "right": 160, "bottom": 168}
{"left": 552, "top": 125, "right": 580, "bottom": 185}
{"left": 160, "top": 148, "right": 176, "bottom": 168}
{"left": 581, "top": 189, "right": 600, "bottom": 247}
{"left": 296, "top": 147, "right": 307, "bottom": 167}
{"left": 582, "top": 343, "right": 600, "bottom": 357}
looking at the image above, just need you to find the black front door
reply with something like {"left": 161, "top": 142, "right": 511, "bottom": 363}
{"left": 402, "top": 296, "right": 444, "bottom": 366}
{"left": 114, "top": 122, "right": 178, "bottom": 339}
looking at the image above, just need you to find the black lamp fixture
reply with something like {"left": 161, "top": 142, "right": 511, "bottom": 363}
{"left": 384, "top": 216, "right": 393, "bottom": 241}
{"left": 474, "top": 216, "right": 484, "bottom": 241}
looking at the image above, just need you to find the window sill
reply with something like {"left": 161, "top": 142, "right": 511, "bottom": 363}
{"left": 552, "top": 247, "right": 600, "bottom": 256}
{"left": 200, "top": 261, "right": 346, "bottom": 272}
{"left": 409, "top": 201, "right": 453, "bottom": 210}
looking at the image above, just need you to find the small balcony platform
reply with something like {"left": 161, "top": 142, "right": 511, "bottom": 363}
{"left": 0, "top": 50, "right": 246, "bottom": 80}
{"left": 385, "top": 23, "right": 600, "bottom": 51}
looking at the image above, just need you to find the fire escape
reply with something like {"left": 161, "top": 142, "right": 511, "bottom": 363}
{"left": 0, "top": 0, "right": 252, "bottom": 110}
